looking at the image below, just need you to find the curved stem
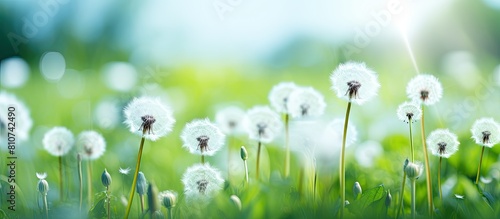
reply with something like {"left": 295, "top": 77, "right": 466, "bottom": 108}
{"left": 411, "top": 179, "right": 416, "bottom": 219}
{"left": 438, "top": 157, "right": 442, "bottom": 200}
{"left": 43, "top": 194, "right": 49, "bottom": 219}
{"left": 284, "top": 114, "right": 290, "bottom": 178}
{"left": 58, "top": 156, "right": 63, "bottom": 201}
{"left": 107, "top": 186, "right": 111, "bottom": 219}
{"left": 87, "top": 161, "right": 93, "bottom": 207}
{"left": 396, "top": 172, "right": 407, "bottom": 219}
{"left": 124, "top": 135, "right": 146, "bottom": 219}
{"left": 256, "top": 141, "right": 262, "bottom": 180}
{"left": 140, "top": 195, "right": 144, "bottom": 214}
{"left": 168, "top": 208, "right": 173, "bottom": 219}
{"left": 420, "top": 106, "right": 433, "bottom": 216}
{"left": 313, "top": 171, "right": 317, "bottom": 202}
{"left": 475, "top": 146, "right": 486, "bottom": 185}
{"left": 78, "top": 155, "right": 83, "bottom": 212}
{"left": 244, "top": 160, "right": 249, "bottom": 184}
{"left": 339, "top": 102, "right": 352, "bottom": 218}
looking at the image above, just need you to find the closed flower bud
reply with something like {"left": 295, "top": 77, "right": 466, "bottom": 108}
{"left": 353, "top": 182, "right": 362, "bottom": 200}
{"left": 240, "top": 146, "right": 248, "bottom": 161}
{"left": 101, "top": 169, "right": 112, "bottom": 187}
{"left": 36, "top": 173, "right": 49, "bottom": 195}
{"left": 158, "top": 190, "right": 177, "bottom": 209}
{"left": 147, "top": 183, "right": 160, "bottom": 213}
{"left": 405, "top": 162, "right": 423, "bottom": 180}
{"left": 230, "top": 195, "right": 242, "bottom": 211}
{"left": 385, "top": 190, "right": 392, "bottom": 207}
{"left": 137, "top": 172, "right": 147, "bottom": 196}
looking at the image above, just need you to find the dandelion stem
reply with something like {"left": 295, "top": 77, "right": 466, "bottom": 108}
{"left": 139, "top": 195, "right": 144, "bottom": 214}
{"left": 77, "top": 154, "right": 83, "bottom": 212}
{"left": 243, "top": 160, "right": 249, "bottom": 184}
{"left": 124, "top": 134, "right": 146, "bottom": 219}
{"left": 201, "top": 155, "right": 205, "bottom": 164}
{"left": 313, "top": 171, "right": 317, "bottom": 202}
{"left": 339, "top": 102, "right": 352, "bottom": 219}
{"left": 475, "top": 146, "right": 486, "bottom": 185}
{"left": 168, "top": 208, "right": 173, "bottom": 219}
{"left": 256, "top": 141, "right": 262, "bottom": 180}
{"left": 298, "top": 167, "right": 304, "bottom": 198}
{"left": 284, "top": 113, "right": 290, "bottom": 178}
{"left": 420, "top": 106, "right": 433, "bottom": 216}
{"left": 228, "top": 136, "right": 233, "bottom": 181}
{"left": 107, "top": 186, "right": 111, "bottom": 219}
{"left": 58, "top": 156, "right": 63, "bottom": 201}
{"left": 87, "top": 161, "right": 93, "bottom": 207}
{"left": 396, "top": 172, "right": 407, "bottom": 219}
{"left": 409, "top": 119, "right": 414, "bottom": 162}
{"left": 438, "top": 157, "right": 442, "bottom": 200}
{"left": 43, "top": 194, "right": 49, "bottom": 219}
{"left": 410, "top": 179, "right": 416, "bottom": 219}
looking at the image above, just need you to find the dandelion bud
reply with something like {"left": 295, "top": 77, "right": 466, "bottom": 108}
{"left": 147, "top": 183, "right": 160, "bottom": 213}
{"left": 240, "top": 146, "right": 248, "bottom": 161}
{"left": 101, "top": 169, "right": 112, "bottom": 187}
{"left": 159, "top": 190, "right": 177, "bottom": 209}
{"left": 385, "top": 190, "right": 392, "bottom": 207}
{"left": 403, "top": 158, "right": 409, "bottom": 171}
{"left": 36, "top": 172, "right": 49, "bottom": 195}
{"left": 344, "top": 200, "right": 350, "bottom": 206}
{"left": 137, "top": 172, "right": 147, "bottom": 196}
{"left": 353, "top": 182, "right": 362, "bottom": 200}
{"left": 405, "top": 162, "right": 423, "bottom": 180}
{"left": 230, "top": 195, "right": 242, "bottom": 211}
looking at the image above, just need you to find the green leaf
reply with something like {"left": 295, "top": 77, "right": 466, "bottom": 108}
{"left": 347, "top": 184, "right": 385, "bottom": 215}
{"left": 0, "top": 209, "right": 9, "bottom": 219}
{"left": 89, "top": 191, "right": 108, "bottom": 219}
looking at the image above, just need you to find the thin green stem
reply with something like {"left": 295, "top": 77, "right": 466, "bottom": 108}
{"left": 124, "top": 135, "right": 146, "bottom": 219}
{"left": 201, "top": 155, "right": 205, "bottom": 164}
{"left": 313, "top": 171, "right": 317, "bottom": 202}
{"left": 420, "top": 106, "right": 433, "bottom": 216}
{"left": 58, "top": 156, "right": 63, "bottom": 201}
{"left": 396, "top": 172, "right": 407, "bottom": 219}
{"left": 140, "top": 195, "right": 144, "bottom": 214}
{"left": 88, "top": 161, "right": 93, "bottom": 207}
{"left": 339, "top": 102, "right": 352, "bottom": 219}
{"left": 107, "top": 186, "right": 111, "bottom": 219}
{"left": 475, "top": 146, "right": 486, "bottom": 185}
{"left": 411, "top": 179, "right": 416, "bottom": 219}
{"left": 409, "top": 119, "right": 414, "bottom": 162}
{"left": 438, "top": 157, "right": 442, "bottom": 200}
{"left": 43, "top": 194, "right": 49, "bottom": 219}
{"left": 228, "top": 136, "right": 233, "bottom": 181}
{"left": 284, "top": 113, "right": 290, "bottom": 178}
{"left": 243, "top": 160, "right": 249, "bottom": 184}
{"left": 78, "top": 154, "right": 83, "bottom": 212}
{"left": 168, "top": 208, "right": 173, "bottom": 219}
{"left": 256, "top": 141, "right": 262, "bottom": 180}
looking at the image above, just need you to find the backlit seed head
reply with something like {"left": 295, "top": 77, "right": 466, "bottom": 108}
{"left": 397, "top": 101, "right": 422, "bottom": 123}
{"left": 245, "top": 106, "right": 283, "bottom": 143}
{"left": 181, "top": 118, "right": 225, "bottom": 156}
{"left": 124, "top": 97, "right": 175, "bottom": 141}
{"left": 0, "top": 91, "right": 33, "bottom": 144}
{"left": 215, "top": 106, "right": 247, "bottom": 135}
{"left": 286, "top": 87, "right": 326, "bottom": 118}
{"left": 182, "top": 163, "right": 224, "bottom": 203}
{"left": 427, "top": 129, "right": 460, "bottom": 158}
{"left": 330, "top": 62, "right": 380, "bottom": 105}
{"left": 406, "top": 74, "right": 443, "bottom": 106}
{"left": 43, "top": 127, "right": 75, "bottom": 157}
{"left": 268, "top": 82, "right": 299, "bottom": 113}
{"left": 76, "top": 130, "right": 106, "bottom": 160}
{"left": 471, "top": 118, "right": 500, "bottom": 148}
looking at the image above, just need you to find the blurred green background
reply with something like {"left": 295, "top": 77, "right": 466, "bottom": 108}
{"left": 1, "top": 0, "right": 500, "bottom": 218}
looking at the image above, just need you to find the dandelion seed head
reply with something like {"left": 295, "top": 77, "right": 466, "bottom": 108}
{"left": 158, "top": 190, "right": 178, "bottom": 209}
{"left": 43, "top": 127, "right": 75, "bottom": 156}
{"left": 182, "top": 164, "right": 224, "bottom": 203}
{"left": 215, "top": 106, "right": 247, "bottom": 135}
{"left": 94, "top": 99, "right": 120, "bottom": 130}
{"left": 268, "top": 82, "right": 299, "bottom": 113}
{"left": 286, "top": 87, "right": 326, "bottom": 118}
{"left": 124, "top": 97, "right": 175, "bottom": 141}
{"left": 36, "top": 172, "right": 47, "bottom": 180}
{"left": 119, "top": 167, "right": 131, "bottom": 175}
{"left": 76, "top": 131, "right": 106, "bottom": 160}
{"left": 427, "top": 129, "right": 460, "bottom": 158}
{"left": 0, "top": 91, "right": 33, "bottom": 144}
{"left": 406, "top": 74, "right": 443, "bottom": 106}
{"left": 181, "top": 118, "right": 225, "bottom": 156}
{"left": 330, "top": 62, "right": 380, "bottom": 105}
{"left": 245, "top": 106, "right": 283, "bottom": 143}
{"left": 471, "top": 118, "right": 500, "bottom": 148}
{"left": 397, "top": 101, "right": 422, "bottom": 123}
{"left": 1, "top": 57, "right": 30, "bottom": 88}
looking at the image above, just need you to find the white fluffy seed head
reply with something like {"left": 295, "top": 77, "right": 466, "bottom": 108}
{"left": 76, "top": 131, "right": 106, "bottom": 160}
{"left": 245, "top": 106, "right": 283, "bottom": 143}
{"left": 330, "top": 62, "right": 380, "bottom": 105}
{"left": 181, "top": 118, "right": 225, "bottom": 156}
{"left": 286, "top": 87, "right": 326, "bottom": 118}
{"left": 471, "top": 118, "right": 500, "bottom": 148}
{"left": 268, "top": 82, "right": 299, "bottom": 113}
{"left": 427, "top": 129, "right": 460, "bottom": 158}
{"left": 124, "top": 97, "right": 175, "bottom": 141}
{"left": 181, "top": 163, "right": 224, "bottom": 204}
{"left": 406, "top": 74, "right": 443, "bottom": 106}
{"left": 0, "top": 91, "right": 33, "bottom": 144}
{"left": 43, "top": 127, "right": 75, "bottom": 156}
{"left": 215, "top": 106, "right": 247, "bottom": 135}
{"left": 397, "top": 101, "right": 422, "bottom": 123}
